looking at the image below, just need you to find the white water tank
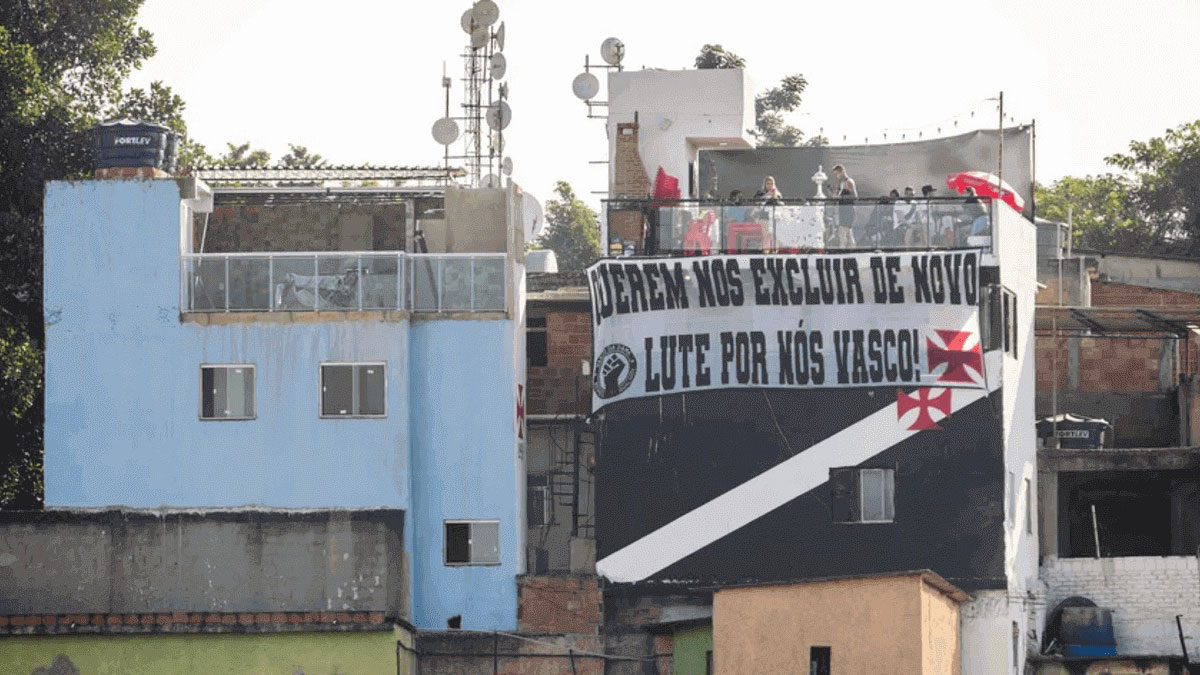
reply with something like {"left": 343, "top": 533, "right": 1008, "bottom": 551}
{"left": 527, "top": 249, "right": 558, "bottom": 273}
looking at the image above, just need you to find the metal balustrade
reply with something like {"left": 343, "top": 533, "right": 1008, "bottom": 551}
{"left": 182, "top": 252, "right": 507, "bottom": 314}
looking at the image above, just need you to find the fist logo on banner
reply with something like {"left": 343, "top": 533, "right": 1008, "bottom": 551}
{"left": 594, "top": 344, "right": 637, "bottom": 400}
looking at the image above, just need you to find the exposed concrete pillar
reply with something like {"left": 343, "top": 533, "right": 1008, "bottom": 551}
{"left": 1158, "top": 338, "right": 1177, "bottom": 393}
{"left": 1037, "top": 471, "right": 1058, "bottom": 558}
{"left": 1066, "top": 337, "right": 1080, "bottom": 392}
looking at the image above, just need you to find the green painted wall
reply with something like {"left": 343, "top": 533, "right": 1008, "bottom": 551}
{"left": 673, "top": 624, "right": 713, "bottom": 675}
{"left": 0, "top": 629, "right": 412, "bottom": 675}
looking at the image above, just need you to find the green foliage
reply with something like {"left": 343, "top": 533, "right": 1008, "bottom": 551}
{"left": 1038, "top": 120, "right": 1200, "bottom": 255}
{"left": 0, "top": 322, "right": 42, "bottom": 509}
{"left": 1106, "top": 120, "right": 1200, "bottom": 252}
{"left": 217, "top": 142, "right": 271, "bottom": 167}
{"left": 110, "top": 81, "right": 212, "bottom": 168}
{"left": 694, "top": 44, "right": 745, "bottom": 69}
{"left": 280, "top": 144, "right": 326, "bottom": 169}
{"left": 694, "top": 45, "right": 812, "bottom": 147}
{"left": 538, "top": 181, "right": 602, "bottom": 271}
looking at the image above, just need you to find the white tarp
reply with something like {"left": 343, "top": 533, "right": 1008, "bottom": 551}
{"left": 587, "top": 250, "right": 985, "bottom": 409}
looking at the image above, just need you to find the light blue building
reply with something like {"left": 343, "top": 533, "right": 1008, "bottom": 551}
{"left": 42, "top": 171, "right": 527, "bottom": 630}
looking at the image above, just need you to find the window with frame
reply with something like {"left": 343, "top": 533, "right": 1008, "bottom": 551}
{"left": 983, "top": 285, "right": 1018, "bottom": 357}
{"left": 527, "top": 476, "right": 551, "bottom": 527}
{"left": 200, "top": 365, "right": 255, "bottom": 420}
{"left": 527, "top": 315, "right": 548, "bottom": 367}
{"left": 830, "top": 467, "right": 895, "bottom": 523}
{"left": 444, "top": 520, "right": 500, "bottom": 565}
{"left": 320, "top": 363, "right": 386, "bottom": 417}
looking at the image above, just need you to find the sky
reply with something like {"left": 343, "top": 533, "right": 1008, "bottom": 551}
{"left": 128, "top": 0, "right": 1200, "bottom": 208}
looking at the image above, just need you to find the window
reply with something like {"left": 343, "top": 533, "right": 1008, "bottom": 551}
{"left": 831, "top": 467, "right": 894, "bottom": 523}
{"left": 1024, "top": 477, "right": 1033, "bottom": 534}
{"left": 527, "top": 476, "right": 551, "bottom": 527}
{"left": 320, "top": 363, "right": 386, "bottom": 417}
{"left": 982, "top": 285, "right": 1018, "bottom": 357}
{"left": 527, "top": 316, "right": 548, "bottom": 367}
{"left": 810, "top": 646, "right": 831, "bottom": 675}
{"left": 444, "top": 520, "right": 500, "bottom": 565}
{"left": 200, "top": 365, "right": 255, "bottom": 420}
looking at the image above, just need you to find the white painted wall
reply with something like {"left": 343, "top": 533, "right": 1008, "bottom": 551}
{"left": 1042, "top": 555, "right": 1200, "bottom": 660}
{"left": 606, "top": 68, "right": 755, "bottom": 197}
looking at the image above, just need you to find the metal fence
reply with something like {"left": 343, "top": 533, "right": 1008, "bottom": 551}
{"left": 182, "top": 252, "right": 507, "bottom": 313}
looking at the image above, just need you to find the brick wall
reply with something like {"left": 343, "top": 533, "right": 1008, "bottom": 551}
{"left": 1041, "top": 556, "right": 1200, "bottom": 660}
{"left": 517, "top": 575, "right": 602, "bottom": 634}
{"left": 1092, "top": 281, "right": 1200, "bottom": 308}
{"left": 609, "top": 122, "right": 651, "bottom": 251}
{"left": 198, "top": 203, "right": 405, "bottom": 252}
{"left": 527, "top": 309, "right": 592, "bottom": 415}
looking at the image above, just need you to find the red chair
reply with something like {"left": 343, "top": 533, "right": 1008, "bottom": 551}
{"left": 727, "top": 221, "right": 770, "bottom": 253}
{"left": 682, "top": 210, "right": 715, "bottom": 255}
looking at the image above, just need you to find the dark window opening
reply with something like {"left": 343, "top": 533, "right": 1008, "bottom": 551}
{"left": 1060, "top": 472, "right": 1185, "bottom": 557}
{"left": 527, "top": 316, "right": 548, "bottom": 367}
{"left": 830, "top": 467, "right": 894, "bottom": 523}
{"left": 444, "top": 520, "right": 500, "bottom": 565}
{"left": 810, "top": 646, "right": 831, "bottom": 675}
{"left": 527, "top": 475, "right": 550, "bottom": 527}
{"left": 200, "top": 365, "right": 255, "bottom": 420}
{"left": 321, "top": 363, "right": 386, "bottom": 417}
{"left": 982, "top": 285, "right": 1017, "bottom": 356}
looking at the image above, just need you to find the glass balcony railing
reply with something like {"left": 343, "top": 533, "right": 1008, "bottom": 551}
{"left": 605, "top": 198, "right": 995, "bottom": 256}
{"left": 182, "top": 252, "right": 507, "bottom": 313}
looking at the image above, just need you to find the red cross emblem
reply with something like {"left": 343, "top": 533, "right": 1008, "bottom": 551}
{"left": 516, "top": 384, "right": 525, "bottom": 440}
{"left": 927, "top": 329, "right": 983, "bottom": 384}
{"left": 897, "top": 388, "right": 952, "bottom": 431}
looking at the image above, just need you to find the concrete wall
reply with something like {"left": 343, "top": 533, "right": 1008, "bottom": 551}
{"left": 0, "top": 628, "right": 408, "bottom": 675}
{"left": 1041, "top": 555, "right": 1200, "bottom": 661}
{"left": 0, "top": 509, "right": 405, "bottom": 616}
{"left": 440, "top": 187, "right": 508, "bottom": 253}
{"left": 607, "top": 68, "right": 755, "bottom": 199}
{"left": 713, "top": 575, "right": 959, "bottom": 674}
{"left": 43, "top": 179, "right": 525, "bottom": 631}
{"left": 409, "top": 319, "right": 522, "bottom": 631}
{"left": 924, "top": 581, "right": 962, "bottom": 675}
{"left": 1094, "top": 254, "right": 1200, "bottom": 294}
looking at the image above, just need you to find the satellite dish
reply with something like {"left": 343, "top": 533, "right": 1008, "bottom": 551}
{"left": 482, "top": 174, "right": 502, "bottom": 188}
{"left": 486, "top": 101, "right": 512, "bottom": 130}
{"left": 490, "top": 53, "right": 507, "bottom": 80}
{"left": 460, "top": 8, "right": 475, "bottom": 33}
{"left": 502, "top": 157, "right": 513, "bottom": 176}
{"left": 471, "top": 0, "right": 500, "bottom": 27}
{"left": 572, "top": 73, "right": 600, "bottom": 101}
{"left": 470, "top": 26, "right": 489, "bottom": 49}
{"left": 494, "top": 22, "right": 505, "bottom": 51}
{"left": 600, "top": 37, "right": 625, "bottom": 66}
{"left": 523, "top": 194, "right": 545, "bottom": 240}
{"left": 498, "top": 82, "right": 509, "bottom": 100}
{"left": 431, "top": 117, "right": 460, "bottom": 146}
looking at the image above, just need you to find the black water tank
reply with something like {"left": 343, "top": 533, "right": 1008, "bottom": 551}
{"left": 91, "top": 119, "right": 176, "bottom": 171}
{"left": 1037, "top": 413, "right": 1111, "bottom": 449}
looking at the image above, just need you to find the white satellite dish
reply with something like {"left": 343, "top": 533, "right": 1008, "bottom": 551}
{"left": 470, "top": 26, "right": 489, "bottom": 49}
{"left": 523, "top": 194, "right": 545, "bottom": 241}
{"left": 486, "top": 101, "right": 512, "bottom": 130}
{"left": 494, "top": 22, "right": 505, "bottom": 51}
{"left": 431, "top": 117, "right": 459, "bottom": 146}
{"left": 471, "top": 0, "right": 500, "bottom": 27}
{"left": 460, "top": 8, "right": 475, "bottom": 33}
{"left": 572, "top": 73, "right": 600, "bottom": 100}
{"left": 502, "top": 157, "right": 513, "bottom": 176}
{"left": 481, "top": 174, "right": 502, "bottom": 188}
{"left": 600, "top": 37, "right": 625, "bottom": 66}
{"left": 490, "top": 53, "right": 507, "bottom": 80}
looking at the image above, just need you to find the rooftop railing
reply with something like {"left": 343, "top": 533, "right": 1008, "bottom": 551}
{"left": 605, "top": 197, "right": 995, "bottom": 256}
{"left": 181, "top": 252, "right": 507, "bottom": 314}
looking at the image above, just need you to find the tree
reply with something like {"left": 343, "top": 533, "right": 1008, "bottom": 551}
{"left": 1035, "top": 176, "right": 1156, "bottom": 252}
{"left": 279, "top": 144, "right": 326, "bottom": 169}
{"left": 1106, "top": 120, "right": 1200, "bottom": 252}
{"left": 216, "top": 142, "right": 271, "bottom": 167}
{"left": 537, "top": 181, "right": 602, "bottom": 271}
{"left": 110, "top": 81, "right": 212, "bottom": 168}
{"left": 695, "top": 45, "right": 821, "bottom": 147}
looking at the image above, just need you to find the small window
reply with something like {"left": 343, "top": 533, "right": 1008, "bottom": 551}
{"left": 983, "top": 285, "right": 1018, "bottom": 358}
{"left": 200, "top": 365, "right": 255, "bottom": 420}
{"left": 527, "top": 316, "right": 548, "bottom": 367}
{"left": 527, "top": 476, "right": 550, "bottom": 527}
{"left": 320, "top": 363, "right": 386, "bottom": 417}
{"left": 810, "top": 646, "right": 831, "bottom": 675}
{"left": 444, "top": 520, "right": 500, "bottom": 565}
{"left": 831, "top": 467, "right": 894, "bottom": 523}
{"left": 1024, "top": 477, "right": 1033, "bottom": 534}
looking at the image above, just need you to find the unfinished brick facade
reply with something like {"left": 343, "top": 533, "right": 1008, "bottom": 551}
{"left": 608, "top": 122, "right": 651, "bottom": 251}
{"left": 517, "top": 575, "right": 602, "bottom": 634}
{"left": 196, "top": 203, "right": 406, "bottom": 252}
{"left": 527, "top": 304, "right": 592, "bottom": 416}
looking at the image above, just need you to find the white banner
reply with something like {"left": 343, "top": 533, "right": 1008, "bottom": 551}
{"left": 587, "top": 251, "right": 985, "bottom": 409}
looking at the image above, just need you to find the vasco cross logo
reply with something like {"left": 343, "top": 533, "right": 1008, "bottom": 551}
{"left": 593, "top": 344, "right": 637, "bottom": 399}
